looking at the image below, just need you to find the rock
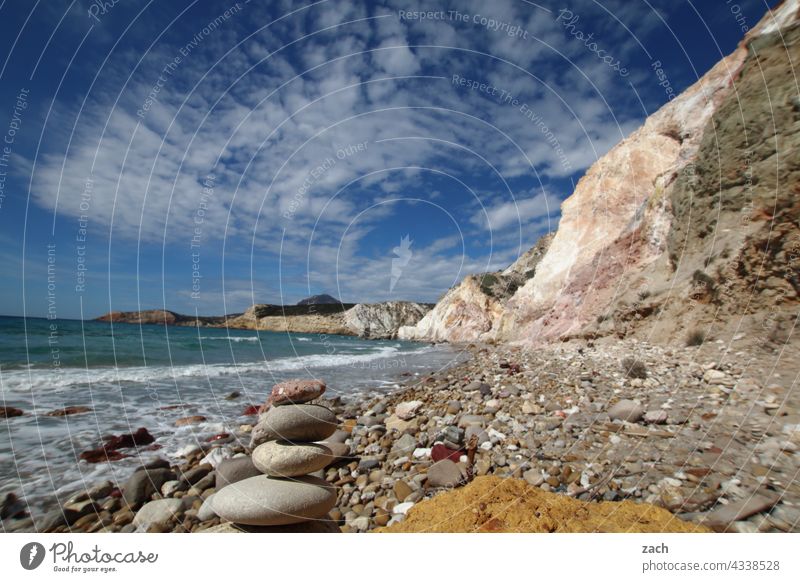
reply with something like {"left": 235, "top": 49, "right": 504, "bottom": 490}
{"left": 242, "top": 405, "right": 260, "bottom": 416}
{"left": 197, "top": 494, "right": 217, "bottom": 521}
{"left": 427, "top": 459, "right": 465, "bottom": 488}
{"left": 99, "top": 427, "right": 155, "bottom": 452}
{"left": 250, "top": 404, "right": 337, "bottom": 447}
{"left": 431, "top": 443, "right": 461, "bottom": 463}
{"left": 326, "top": 430, "right": 350, "bottom": 444}
{"left": 394, "top": 480, "right": 414, "bottom": 502}
{"left": 319, "top": 441, "right": 349, "bottom": 459}
{"left": 523, "top": 470, "right": 544, "bottom": 487}
{"left": 702, "top": 492, "right": 781, "bottom": 531}
{"left": 0, "top": 493, "right": 26, "bottom": 519}
{"left": 344, "top": 302, "right": 430, "bottom": 339}
{"left": 211, "top": 475, "right": 337, "bottom": 526}
{"left": 464, "top": 425, "right": 489, "bottom": 446}
{"left": 439, "top": 425, "right": 463, "bottom": 446}
{"left": 215, "top": 457, "right": 261, "bottom": 490}
{"left": 644, "top": 410, "right": 668, "bottom": 424}
{"left": 384, "top": 414, "right": 412, "bottom": 433}
{"left": 122, "top": 468, "right": 175, "bottom": 509}
{"left": 358, "top": 458, "right": 381, "bottom": 471}
{"left": 45, "top": 406, "right": 92, "bottom": 416}
{"left": 395, "top": 400, "right": 423, "bottom": 420}
{"left": 178, "top": 465, "right": 212, "bottom": 486}
{"left": 175, "top": 415, "right": 206, "bottom": 426}
{"left": 393, "top": 501, "right": 414, "bottom": 515}
{"left": 266, "top": 379, "right": 326, "bottom": 409}
{"left": 200, "top": 448, "right": 232, "bottom": 468}
{"left": 133, "top": 498, "right": 186, "bottom": 532}
{"left": 252, "top": 441, "right": 333, "bottom": 477}
{"left": 225, "top": 391, "right": 241, "bottom": 400}
{"left": 391, "top": 433, "right": 418, "bottom": 457}
{"left": 446, "top": 401, "right": 462, "bottom": 415}
{"left": 161, "top": 480, "right": 182, "bottom": 497}
{"left": 0, "top": 406, "right": 24, "bottom": 418}
{"left": 607, "top": 399, "right": 645, "bottom": 423}
{"left": 458, "top": 415, "right": 486, "bottom": 429}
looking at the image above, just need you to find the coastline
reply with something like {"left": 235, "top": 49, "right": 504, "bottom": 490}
{"left": 5, "top": 335, "right": 797, "bottom": 533}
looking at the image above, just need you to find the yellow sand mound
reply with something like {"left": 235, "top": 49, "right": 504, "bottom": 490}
{"left": 379, "top": 476, "right": 710, "bottom": 533}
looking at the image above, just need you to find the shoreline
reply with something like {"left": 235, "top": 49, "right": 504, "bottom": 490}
{"left": 3, "top": 336, "right": 798, "bottom": 533}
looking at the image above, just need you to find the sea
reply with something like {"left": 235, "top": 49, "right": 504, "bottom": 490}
{"left": 0, "top": 315, "right": 465, "bottom": 517}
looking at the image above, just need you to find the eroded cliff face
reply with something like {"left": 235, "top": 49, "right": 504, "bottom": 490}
{"left": 344, "top": 302, "right": 431, "bottom": 339}
{"left": 400, "top": 1, "right": 800, "bottom": 346}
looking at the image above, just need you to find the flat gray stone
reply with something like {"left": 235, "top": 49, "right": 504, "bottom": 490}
{"left": 216, "top": 457, "right": 261, "bottom": 491}
{"left": 212, "top": 474, "right": 337, "bottom": 526}
{"left": 252, "top": 441, "right": 333, "bottom": 477}
{"left": 427, "top": 459, "right": 465, "bottom": 488}
{"left": 250, "top": 404, "right": 337, "bottom": 447}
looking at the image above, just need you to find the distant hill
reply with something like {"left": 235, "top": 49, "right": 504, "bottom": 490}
{"left": 296, "top": 294, "right": 341, "bottom": 306}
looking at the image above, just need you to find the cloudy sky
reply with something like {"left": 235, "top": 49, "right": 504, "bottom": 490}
{"left": 0, "top": 0, "right": 769, "bottom": 318}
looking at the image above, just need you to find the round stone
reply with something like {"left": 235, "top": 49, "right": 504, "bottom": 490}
{"left": 252, "top": 441, "right": 333, "bottom": 477}
{"left": 250, "top": 404, "right": 337, "bottom": 446}
{"left": 211, "top": 474, "right": 337, "bottom": 526}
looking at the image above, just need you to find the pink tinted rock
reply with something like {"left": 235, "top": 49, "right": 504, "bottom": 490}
{"left": 265, "top": 379, "right": 326, "bottom": 409}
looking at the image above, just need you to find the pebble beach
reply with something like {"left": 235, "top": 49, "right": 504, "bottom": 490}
{"left": 3, "top": 336, "right": 798, "bottom": 534}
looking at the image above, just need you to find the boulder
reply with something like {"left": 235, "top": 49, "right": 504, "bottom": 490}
{"left": 211, "top": 475, "right": 337, "bottom": 526}
{"left": 175, "top": 415, "right": 206, "bottom": 426}
{"left": 45, "top": 406, "right": 92, "bottom": 416}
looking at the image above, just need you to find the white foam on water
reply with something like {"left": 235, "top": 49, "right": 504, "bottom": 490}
{"left": 0, "top": 345, "right": 418, "bottom": 392}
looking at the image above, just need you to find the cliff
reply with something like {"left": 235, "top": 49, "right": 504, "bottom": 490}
{"left": 95, "top": 301, "right": 432, "bottom": 339}
{"left": 344, "top": 301, "right": 431, "bottom": 339}
{"left": 400, "top": 0, "right": 800, "bottom": 348}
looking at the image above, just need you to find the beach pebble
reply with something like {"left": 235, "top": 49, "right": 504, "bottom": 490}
{"left": 212, "top": 474, "right": 337, "bottom": 526}
{"left": 123, "top": 468, "right": 175, "bottom": 509}
{"left": 427, "top": 459, "right": 465, "bottom": 488}
{"left": 197, "top": 494, "right": 217, "bottom": 521}
{"left": 252, "top": 441, "right": 333, "bottom": 477}
{"left": 395, "top": 400, "right": 423, "bottom": 420}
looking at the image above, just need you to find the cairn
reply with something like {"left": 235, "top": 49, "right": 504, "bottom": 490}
{"left": 211, "top": 380, "right": 339, "bottom": 529}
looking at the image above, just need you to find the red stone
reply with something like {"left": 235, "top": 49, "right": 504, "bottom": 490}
{"left": 104, "top": 427, "right": 155, "bottom": 450}
{"left": 242, "top": 405, "right": 260, "bottom": 416}
{"left": 265, "top": 379, "right": 326, "bottom": 408}
{"left": 431, "top": 443, "right": 462, "bottom": 463}
{"left": 206, "top": 432, "right": 230, "bottom": 442}
{"left": 79, "top": 449, "right": 129, "bottom": 463}
{"left": 0, "top": 406, "right": 23, "bottom": 418}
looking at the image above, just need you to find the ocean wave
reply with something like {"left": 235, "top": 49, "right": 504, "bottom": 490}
{"left": 294, "top": 337, "right": 312, "bottom": 342}
{"left": 198, "top": 336, "right": 260, "bottom": 343}
{"left": 0, "top": 345, "right": 415, "bottom": 392}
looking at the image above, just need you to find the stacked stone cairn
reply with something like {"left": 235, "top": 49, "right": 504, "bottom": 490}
{"left": 211, "top": 379, "right": 340, "bottom": 530}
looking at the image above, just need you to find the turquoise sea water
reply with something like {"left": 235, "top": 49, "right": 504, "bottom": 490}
{"left": 0, "top": 315, "right": 464, "bottom": 517}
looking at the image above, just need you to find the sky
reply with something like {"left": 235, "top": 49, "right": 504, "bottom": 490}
{"left": 0, "top": 0, "right": 771, "bottom": 319}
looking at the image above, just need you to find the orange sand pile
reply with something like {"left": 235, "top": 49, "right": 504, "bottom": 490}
{"left": 379, "top": 476, "right": 710, "bottom": 533}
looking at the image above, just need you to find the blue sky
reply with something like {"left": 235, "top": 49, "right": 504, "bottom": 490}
{"left": 0, "top": 0, "right": 769, "bottom": 319}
